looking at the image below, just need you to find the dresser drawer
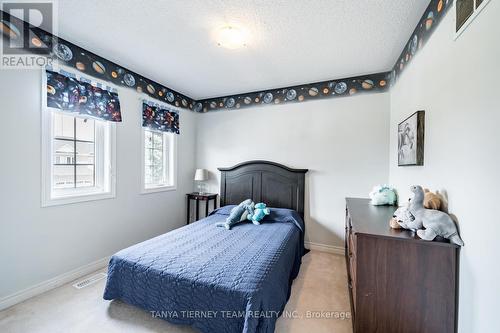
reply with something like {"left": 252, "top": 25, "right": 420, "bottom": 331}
{"left": 346, "top": 198, "right": 458, "bottom": 333}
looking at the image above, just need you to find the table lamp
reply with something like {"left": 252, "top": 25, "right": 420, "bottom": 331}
{"left": 194, "top": 169, "right": 208, "bottom": 194}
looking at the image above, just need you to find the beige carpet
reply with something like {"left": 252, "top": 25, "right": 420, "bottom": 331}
{"left": 0, "top": 251, "right": 352, "bottom": 333}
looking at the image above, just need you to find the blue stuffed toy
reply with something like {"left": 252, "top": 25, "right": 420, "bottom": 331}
{"left": 247, "top": 202, "right": 270, "bottom": 225}
{"left": 215, "top": 199, "right": 254, "bottom": 230}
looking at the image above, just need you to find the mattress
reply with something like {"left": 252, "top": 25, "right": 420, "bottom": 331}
{"left": 103, "top": 206, "right": 305, "bottom": 333}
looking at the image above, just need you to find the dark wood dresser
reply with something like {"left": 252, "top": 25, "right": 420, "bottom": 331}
{"left": 345, "top": 198, "right": 459, "bottom": 333}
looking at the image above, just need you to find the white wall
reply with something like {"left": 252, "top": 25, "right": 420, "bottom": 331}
{"left": 0, "top": 69, "right": 196, "bottom": 299}
{"left": 389, "top": 2, "right": 500, "bottom": 332}
{"left": 196, "top": 94, "right": 390, "bottom": 248}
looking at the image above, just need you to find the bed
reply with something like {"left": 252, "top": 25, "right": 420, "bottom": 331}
{"left": 103, "top": 160, "right": 308, "bottom": 333}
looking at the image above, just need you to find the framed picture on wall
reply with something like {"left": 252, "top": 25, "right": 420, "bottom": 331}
{"left": 398, "top": 110, "right": 425, "bottom": 166}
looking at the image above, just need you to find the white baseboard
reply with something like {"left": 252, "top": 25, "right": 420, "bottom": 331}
{"left": 0, "top": 256, "right": 110, "bottom": 311}
{"left": 305, "top": 241, "right": 344, "bottom": 255}
{"left": 0, "top": 243, "right": 343, "bottom": 311}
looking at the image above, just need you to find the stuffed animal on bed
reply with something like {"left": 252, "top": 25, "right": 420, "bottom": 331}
{"left": 247, "top": 202, "right": 270, "bottom": 225}
{"left": 215, "top": 199, "right": 254, "bottom": 230}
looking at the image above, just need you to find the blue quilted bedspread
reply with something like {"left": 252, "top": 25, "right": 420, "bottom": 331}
{"left": 103, "top": 206, "right": 305, "bottom": 333}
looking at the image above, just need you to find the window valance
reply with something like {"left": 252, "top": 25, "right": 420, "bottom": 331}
{"left": 142, "top": 101, "right": 180, "bottom": 134}
{"left": 46, "top": 70, "right": 122, "bottom": 122}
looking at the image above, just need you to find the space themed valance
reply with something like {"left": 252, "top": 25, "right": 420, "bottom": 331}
{"left": 46, "top": 70, "right": 122, "bottom": 122}
{"left": 142, "top": 101, "right": 180, "bottom": 134}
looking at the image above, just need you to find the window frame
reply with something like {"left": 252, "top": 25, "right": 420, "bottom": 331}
{"left": 41, "top": 73, "right": 117, "bottom": 207}
{"left": 140, "top": 127, "right": 177, "bottom": 194}
{"left": 454, "top": 0, "right": 491, "bottom": 40}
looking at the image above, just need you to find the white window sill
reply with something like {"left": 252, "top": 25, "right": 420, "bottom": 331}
{"left": 42, "top": 191, "right": 116, "bottom": 207}
{"left": 141, "top": 185, "right": 177, "bottom": 194}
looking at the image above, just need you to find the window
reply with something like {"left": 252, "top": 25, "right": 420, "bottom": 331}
{"left": 141, "top": 128, "right": 176, "bottom": 193}
{"left": 455, "top": 0, "right": 491, "bottom": 38}
{"left": 42, "top": 111, "right": 116, "bottom": 206}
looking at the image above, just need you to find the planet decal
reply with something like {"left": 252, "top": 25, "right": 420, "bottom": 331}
{"left": 274, "top": 98, "right": 280, "bottom": 104}
{"left": 334, "top": 82, "right": 347, "bottom": 94}
{"left": 263, "top": 92, "right": 273, "bottom": 104}
{"left": 123, "top": 73, "right": 136, "bottom": 87}
{"left": 147, "top": 84, "right": 156, "bottom": 94}
{"left": 92, "top": 60, "right": 106, "bottom": 74}
{"left": 225, "top": 98, "right": 235, "bottom": 108}
{"left": 194, "top": 103, "right": 203, "bottom": 112}
{"left": 286, "top": 89, "right": 297, "bottom": 100}
{"left": 236, "top": 103, "right": 241, "bottom": 108}
{"left": 410, "top": 35, "right": 418, "bottom": 56}
{"left": 0, "top": 20, "right": 20, "bottom": 39}
{"left": 379, "top": 80, "right": 387, "bottom": 87}
{"left": 111, "top": 71, "right": 118, "bottom": 78}
{"left": 31, "top": 37, "right": 42, "bottom": 47}
{"left": 158, "top": 91, "right": 163, "bottom": 97}
{"left": 308, "top": 87, "right": 319, "bottom": 97}
{"left": 219, "top": 102, "right": 223, "bottom": 107}
{"left": 437, "top": 0, "right": 443, "bottom": 13}
{"left": 425, "top": 12, "right": 434, "bottom": 31}
{"left": 244, "top": 96, "right": 252, "bottom": 104}
{"left": 210, "top": 101, "right": 217, "bottom": 108}
{"left": 166, "top": 92, "right": 175, "bottom": 102}
{"left": 361, "top": 79, "right": 374, "bottom": 90}
{"left": 323, "top": 88, "right": 329, "bottom": 94}
{"left": 182, "top": 99, "right": 188, "bottom": 107}
{"left": 75, "top": 62, "right": 85, "bottom": 71}
{"left": 298, "top": 95, "right": 304, "bottom": 102}
{"left": 175, "top": 101, "right": 180, "bottom": 107}
{"left": 349, "top": 88, "right": 357, "bottom": 95}
{"left": 47, "top": 85, "right": 56, "bottom": 95}
{"left": 137, "top": 86, "right": 143, "bottom": 93}
{"left": 255, "top": 97, "right": 260, "bottom": 103}
{"left": 53, "top": 43, "right": 73, "bottom": 61}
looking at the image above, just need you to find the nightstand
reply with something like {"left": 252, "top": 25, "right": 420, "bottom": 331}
{"left": 186, "top": 193, "right": 218, "bottom": 224}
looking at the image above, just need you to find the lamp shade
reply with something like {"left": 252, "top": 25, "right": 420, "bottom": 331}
{"left": 194, "top": 169, "right": 208, "bottom": 181}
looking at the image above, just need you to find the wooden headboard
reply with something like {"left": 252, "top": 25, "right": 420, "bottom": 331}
{"left": 218, "top": 161, "right": 308, "bottom": 217}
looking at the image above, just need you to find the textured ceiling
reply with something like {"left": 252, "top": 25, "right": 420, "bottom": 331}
{"left": 51, "top": 0, "right": 429, "bottom": 100}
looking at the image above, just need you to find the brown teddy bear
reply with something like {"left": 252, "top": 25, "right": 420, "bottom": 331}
{"left": 423, "top": 188, "right": 442, "bottom": 211}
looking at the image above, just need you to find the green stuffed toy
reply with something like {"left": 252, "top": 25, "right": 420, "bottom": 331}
{"left": 247, "top": 202, "right": 270, "bottom": 225}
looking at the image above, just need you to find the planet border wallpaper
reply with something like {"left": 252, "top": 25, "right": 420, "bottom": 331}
{"left": 390, "top": 0, "right": 453, "bottom": 86}
{"left": 1, "top": 0, "right": 454, "bottom": 114}
{"left": 194, "top": 72, "right": 390, "bottom": 112}
{"left": 0, "top": 10, "right": 195, "bottom": 112}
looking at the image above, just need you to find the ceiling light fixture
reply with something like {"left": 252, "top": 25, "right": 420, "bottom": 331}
{"left": 216, "top": 26, "right": 248, "bottom": 49}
